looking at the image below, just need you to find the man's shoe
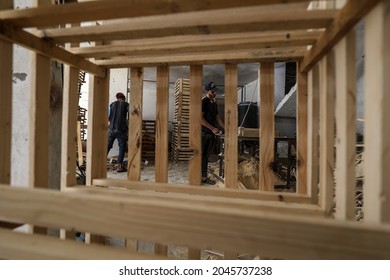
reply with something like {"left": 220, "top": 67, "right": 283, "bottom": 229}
{"left": 117, "top": 163, "right": 126, "bottom": 172}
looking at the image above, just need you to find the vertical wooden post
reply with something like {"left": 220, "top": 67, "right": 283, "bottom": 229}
{"left": 154, "top": 65, "right": 169, "bottom": 256}
{"left": 334, "top": 31, "right": 356, "bottom": 220}
{"left": 224, "top": 63, "right": 238, "bottom": 189}
{"left": 85, "top": 73, "right": 109, "bottom": 245}
{"left": 86, "top": 74, "right": 109, "bottom": 186}
{"left": 29, "top": 57, "right": 50, "bottom": 190}
{"left": 125, "top": 67, "right": 143, "bottom": 251}
{"left": 307, "top": 65, "right": 320, "bottom": 204}
{"left": 259, "top": 63, "right": 275, "bottom": 191}
{"left": 319, "top": 52, "right": 335, "bottom": 215}
{"left": 188, "top": 65, "right": 203, "bottom": 259}
{"left": 127, "top": 67, "right": 143, "bottom": 181}
{"left": 296, "top": 62, "right": 308, "bottom": 194}
{"left": 61, "top": 24, "right": 80, "bottom": 191}
{"left": 0, "top": 1, "right": 13, "bottom": 185}
{"left": 60, "top": 65, "right": 79, "bottom": 240}
{"left": 155, "top": 66, "right": 169, "bottom": 184}
{"left": 188, "top": 65, "right": 203, "bottom": 186}
{"left": 364, "top": 1, "right": 390, "bottom": 223}
{"left": 61, "top": 67, "right": 79, "bottom": 189}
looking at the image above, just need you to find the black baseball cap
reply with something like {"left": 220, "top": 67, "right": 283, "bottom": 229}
{"left": 205, "top": 81, "right": 218, "bottom": 92}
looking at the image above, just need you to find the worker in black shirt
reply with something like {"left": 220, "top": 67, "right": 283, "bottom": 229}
{"left": 107, "top": 92, "right": 129, "bottom": 172}
{"left": 201, "top": 82, "right": 225, "bottom": 184}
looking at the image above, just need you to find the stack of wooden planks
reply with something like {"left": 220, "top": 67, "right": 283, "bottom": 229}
{"left": 172, "top": 78, "right": 192, "bottom": 161}
{"left": 142, "top": 120, "right": 156, "bottom": 161}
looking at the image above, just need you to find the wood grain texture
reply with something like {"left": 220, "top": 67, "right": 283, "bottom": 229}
{"left": 1, "top": 185, "right": 390, "bottom": 259}
{"left": 155, "top": 66, "right": 169, "bottom": 183}
{"left": 93, "top": 178, "right": 312, "bottom": 204}
{"left": 319, "top": 52, "right": 335, "bottom": 215}
{"left": 224, "top": 64, "right": 238, "bottom": 189}
{"left": 334, "top": 32, "right": 356, "bottom": 220}
{"left": 259, "top": 63, "right": 275, "bottom": 191}
{"left": 86, "top": 75, "right": 109, "bottom": 186}
{"left": 127, "top": 68, "right": 143, "bottom": 181}
{"left": 61, "top": 65, "right": 79, "bottom": 189}
{"left": 0, "top": 228, "right": 167, "bottom": 260}
{"left": 0, "top": 0, "right": 311, "bottom": 28}
{"left": 188, "top": 65, "right": 203, "bottom": 186}
{"left": 41, "top": 7, "right": 333, "bottom": 43}
{"left": 296, "top": 62, "right": 308, "bottom": 194}
{"left": 307, "top": 66, "right": 320, "bottom": 204}
{"left": 363, "top": 1, "right": 390, "bottom": 223}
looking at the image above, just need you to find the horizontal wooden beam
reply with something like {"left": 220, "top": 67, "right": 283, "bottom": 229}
{"left": 0, "top": 185, "right": 390, "bottom": 259}
{"left": 0, "top": 22, "right": 107, "bottom": 77}
{"left": 70, "top": 31, "right": 320, "bottom": 59}
{"left": 94, "top": 47, "right": 307, "bottom": 68}
{"left": 39, "top": 8, "right": 334, "bottom": 43}
{"left": 0, "top": 0, "right": 310, "bottom": 28}
{"left": 0, "top": 228, "right": 167, "bottom": 260}
{"left": 65, "top": 185, "right": 325, "bottom": 217}
{"left": 300, "top": 0, "right": 380, "bottom": 73}
{"left": 92, "top": 178, "right": 312, "bottom": 203}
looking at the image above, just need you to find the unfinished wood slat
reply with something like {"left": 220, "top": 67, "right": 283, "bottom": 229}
{"left": 155, "top": 66, "right": 169, "bottom": 183}
{"left": 62, "top": 24, "right": 82, "bottom": 191}
{"left": 364, "top": 1, "right": 390, "bottom": 223}
{"left": 224, "top": 64, "right": 238, "bottom": 189}
{"left": 29, "top": 54, "right": 50, "bottom": 189}
{"left": 127, "top": 67, "right": 143, "bottom": 181}
{"left": 66, "top": 186, "right": 324, "bottom": 218}
{"left": 0, "top": 0, "right": 312, "bottom": 28}
{"left": 319, "top": 53, "right": 335, "bottom": 215}
{"left": 154, "top": 65, "right": 169, "bottom": 256}
{"left": 61, "top": 65, "right": 79, "bottom": 189}
{"left": 41, "top": 7, "right": 334, "bottom": 43}
{"left": 0, "top": 39, "right": 12, "bottom": 185}
{"left": 0, "top": 228, "right": 167, "bottom": 260}
{"left": 95, "top": 47, "right": 307, "bottom": 68}
{"left": 259, "top": 63, "right": 275, "bottom": 191}
{"left": 301, "top": 0, "right": 380, "bottom": 73}
{"left": 188, "top": 65, "right": 202, "bottom": 259}
{"left": 92, "top": 178, "right": 312, "bottom": 204}
{"left": 86, "top": 75, "right": 109, "bottom": 186}
{"left": 296, "top": 62, "right": 308, "bottom": 194}
{"left": 1, "top": 185, "right": 390, "bottom": 260}
{"left": 0, "top": 1, "right": 12, "bottom": 185}
{"left": 0, "top": 22, "right": 106, "bottom": 78}
{"left": 188, "top": 66, "right": 202, "bottom": 186}
{"left": 70, "top": 31, "right": 320, "bottom": 59}
{"left": 334, "top": 31, "right": 356, "bottom": 220}
{"left": 307, "top": 65, "right": 320, "bottom": 204}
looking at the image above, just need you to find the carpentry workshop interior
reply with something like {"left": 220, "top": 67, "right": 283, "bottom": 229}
{"left": 0, "top": 0, "right": 389, "bottom": 260}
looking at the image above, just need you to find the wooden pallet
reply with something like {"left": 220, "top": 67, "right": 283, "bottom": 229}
{"left": 172, "top": 78, "right": 192, "bottom": 161}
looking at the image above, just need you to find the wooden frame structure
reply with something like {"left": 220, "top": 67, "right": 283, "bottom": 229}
{"left": 0, "top": 0, "right": 389, "bottom": 259}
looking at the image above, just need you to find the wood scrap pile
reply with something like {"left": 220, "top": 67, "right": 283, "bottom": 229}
{"left": 238, "top": 157, "right": 259, "bottom": 190}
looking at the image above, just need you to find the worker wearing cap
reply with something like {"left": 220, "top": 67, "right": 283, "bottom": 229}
{"left": 201, "top": 82, "right": 225, "bottom": 184}
{"left": 107, "top": 92, "right": 129, "bottom": 172}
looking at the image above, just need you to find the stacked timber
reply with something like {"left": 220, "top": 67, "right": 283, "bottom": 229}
{"left": 172, "top": 78, "right": 192, "bottom": 161}
{"left": 142, "top": 120, "right": 156, "bottom": 161}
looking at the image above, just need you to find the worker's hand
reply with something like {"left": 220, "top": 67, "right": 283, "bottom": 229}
{"left": 211, "top": 127, "right": 219, "bottom": 134}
